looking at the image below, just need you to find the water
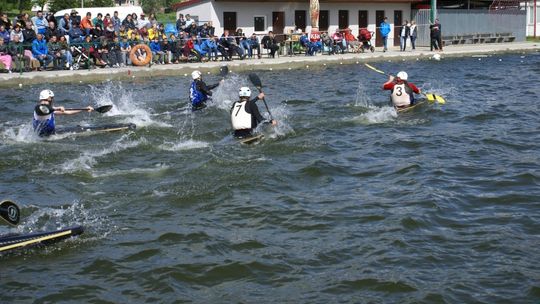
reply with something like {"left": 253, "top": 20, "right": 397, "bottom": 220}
{"left": 1, "top": 53, "right": 539, "bottom": 303}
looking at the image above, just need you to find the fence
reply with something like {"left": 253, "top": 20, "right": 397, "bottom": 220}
{"left": 412, "top": 9, "right": 527, "bottom": 46}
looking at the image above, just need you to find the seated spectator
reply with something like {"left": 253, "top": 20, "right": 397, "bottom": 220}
{"left": 188, "top": 22, "right": 199, "bottom": 37}
{"left": 47, "top": 35, "right": 65, "bottom": 70}
{"left": 122, "top": 14, "right": 136, "bottom": 30}
{"left": 148, "top": 23, "right": 162, "bottom": 41}
{"left": 82, "top": 35, "right": 106, "bottom": 66}
{"left": 309, "top": 28, "right": 322, "bottom": 55}
{"left": 128, "top": 31, "right": 140, "bottom": 45}
{"left": 247, "top": 33, "right": 261, "bottom": 59}
{"left": 139, "top": 26, "right": 149, "bottom": 42}
{"left": 44, "top": 21, "right": 61, "bottom": 42}
{"left": 199, "top": 23, "right": 210, "bottom": 39}
{"left": 221, "top": 30, "right": 244, "bottom": 59}
{"left": 161, "top": 38, "right": 172, "bottom": 64}
{"left": 261, "top": 31, "right": 279, "bottom": 58}
{"left": 58, "top": 13, "right": 72, "bottom": 39}
{"left": 8, "top": 35, "right": 30, "bottom": 72}
{"left": 175, "top": 14, "right": 186, "bottom": 33}
{"left": 138, "top": 13, "right": 150, "bottom": 29}
{"left": 207, "top": 21, "right": 215, "bottom": 37}
{"left": 22, "top": 22, "right": 37, "bottom": 49}
{"left": 215, "top": 35, "right": 230, "bottom": 61}
{"left": 32, "top": 34, "right": 53, "bottom": 70}
{"left": 0, "top": 13, "right": 12, "bottom": 31}
{"left": 332, "top": 29, "right": 346, "bottom": 54}
{"left": 33, "top": 11, "right": 47, "bottom": 35}
{"left": 104, "top": 23, "right": 116, "bottom": 41}
{"left": 69, "top": 22, "right": 85, "bottom": 44}
{"left": 131, "top": 13, "right": 139, "bottom": 29}
{"left": 118, "top": 25, "right": 129, "bottom": 40}
{"left": 149, "top": 13, "right": 158, "bottom": 27}
{"left": 58, "top": 35, "right": 73, "bottom": 69}
{"left": 107, "top": 38, "right": 123, "bottom": 67}
{"left": 0, "top": 37, "right": 12, "bottom": 72}
{"left": 183, "top": 35, "right": 202, "bottom": 61}
{"left": 119, "top": 36, "right": 131, "bottom": 65}
{"left": 103, "top": 14, "right": 112, "bottom": 29}
{"left": 201, "top": 35, "right": 218, "bottom": 61}
{"left": 344, "top": 28, "right": 360, "bottom": 51}
{"left": 15, "top": 13, "right": 29, "bottom": 29}
{"left": 81, "top": 12, "right": 94, "bottom": 36}
{"left": 170, "top": 34, "right": 185, "bottom": 62}
{"left": 10, "top": 24, "right": 24, "bottom": 43}
{"left": 235, "top": 28, "right": 251, "bottom": 56}
{"left": 149, "top": 38, "right": 165, "bottom": 64}
{"left": 0, "top": 25, "right": 9, "bottom": 44}
{"left": 185, "top": 14, "right": 194, "bottom": 28}
{"left": 128, "top": 28, "right": 140, "bottom": 41}
{"left": 320, "top": 32, "right": 334, "bottom": 54}
{"left": 97, "top": 40, "right": 111, "bottom": 67}
{"left": 92, "top": 13, "right": 104, "bottom": 30}
{"left": 193, "top": 38, "right": 208, "bottom": 62}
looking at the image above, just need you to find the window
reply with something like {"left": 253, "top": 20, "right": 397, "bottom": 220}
{"left": 254, "top": 16, "right": 266, "bottom": 32}
{"left": 295, "top": 10, "right": 306, "bottom": 31}
{"left": 319, "top": 10, "right": 329, "bottom": 31}
{"left": 529, "top": 6, "right": 540, "bottom": 24}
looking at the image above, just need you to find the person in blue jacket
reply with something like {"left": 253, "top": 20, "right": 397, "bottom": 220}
{"left": 149, "top": 38, "right": 164, "bottom": 64}
{"left": 189, "top": 70, "right": 222, "bottom": 111}
{"left": 33, "top": 89, "right": 94, "bottom": 136}
{"left": 379, "top": 17, "right": 391, "bottom": 52}
{"left": 32, "top": 34, "right": 53, "bottom": 70}
{"left": 201, "top": 36, "right": 218, "bottom": 61}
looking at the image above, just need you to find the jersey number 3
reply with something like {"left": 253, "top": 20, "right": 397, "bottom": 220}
{"left": 395, "top": 87, "right": 403, "bottom": 96}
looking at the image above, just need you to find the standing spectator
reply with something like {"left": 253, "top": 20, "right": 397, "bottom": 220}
{"left": 379, "top": 17, "right": 391, "bottom": 52}
{"left": 112, "top": 11, "right": 121, "bottom": 33}
{"left": 58, "top": 13, "right": 72, "bottom": 39}
{"left": 58, "top": 35, "right": 73, "bottom": 69}
{"left": 81, "top": 12, "right": 94, "bottom": 36}
{"left": 93, "top": 13, "right": 104, "bottom": 30}
{"left": 8, "top": 35, "right": 30, "bottom": 72}
{"left": 430, "top": 19, "right": 443, "bottom": 52}
{"left": 22, "top": 22, "right": 37, "bottom": 49}
{"left": 410, "top": 21, "right": 417, "bottom": 51}
{"left": 44, "top": 21, "right": 61, "bottom": 42}
{"left": 119, "top": 37, "right": 131, "bottom": 65}
{"left": 262, "top": 31, "right": 280, "bottom": 58}
{"left": 0, "top": 25, "right": 9, "bottom": 44}
{"left": 176, "top": 14, "right": 186, "bottom": 33}
{"left": 10, "top": 24, "right": 24, "bottom": 43}
{"left": 138, "top": 13, "right": 150, "bottom": 30}
{"left": 0, "top": 13, "right": 12, "bottom": 31}
{"left": 400, "top": 20, "right": 410, "bottom": 52}
{"left": 0, "top": 37, "right": 12, "bottom": 72}
{"left": 32, "top": 11, "right": 47, "bottom": 35}
{"left": 32, "top": 34, "right": 53, "bottom": 70}
{"left": 248, "top": 33, "right": 261, "bottom": 58}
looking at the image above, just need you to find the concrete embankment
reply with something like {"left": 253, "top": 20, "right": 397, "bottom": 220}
{"left": 1, "top": 42, "right": 538, "bottom": 87}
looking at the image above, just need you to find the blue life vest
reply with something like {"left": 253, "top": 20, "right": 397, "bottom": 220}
{"left": 33, "top": 112, "right": 55, "bottom": 136}
{"left": 189, "top": 80, "right": 207, "bottom": 106}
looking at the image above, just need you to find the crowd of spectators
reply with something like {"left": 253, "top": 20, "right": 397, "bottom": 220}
{"left": 0, "top": 9, "right": 391, "bottom": 74}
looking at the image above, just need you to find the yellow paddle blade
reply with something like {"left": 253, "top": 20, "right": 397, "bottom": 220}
{"left": 425, "top": 93, "right": 436, "bottom": 102}
{"left": 425, "top": 93, "right": 446, "bottom": 104}
{"left": 364, "top": 63, "right": 386, "bottom": 75}
{"left": 435, "top": 95, "right": 446, "bottom": 104}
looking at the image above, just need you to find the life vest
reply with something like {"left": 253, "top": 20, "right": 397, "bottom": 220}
{"left": 32, "top": 104, "right": 55, "bottom": 136}
{"left": 189, "top": 80, "right": 207, "bottom": 106}
{"left": 391, "top": 82, "right": 414, "bottom": 107}
{"left": 231, "top": 100, "right": 252, "bottom": 130}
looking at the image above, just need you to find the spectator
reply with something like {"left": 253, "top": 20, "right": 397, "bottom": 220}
{"left": 8, "top": 35, "right": 30, "bottom": 72}
{"left": 138, "top": 26, "right": 149, "bottom": 41}
{"left": 58, "top": 35, "right": 73, "bottom": 69}
{"left": 430, "top": 19, "right": 442, "bottom": 52}
{"left": 148, "top": 23, "right": 162, "bottom": 40}
{"left": 15, "top": 13, "right": 29, "bottom": 29}
{"left": 32, "top": 34, "right": 53, "bottom": 70}
{"left": 47, "top": 35, "right": 65, "bottom": 70}
{"left": 119, "top": 36, "right": 131, "bottom": 65}
{"left": 149, "top": 37, "right": 164, "bottom": 64}
{"left": 199, "top": 23, "right": 210, "bottom": 38}
{"left": 0, "top": 37, "right": 12, "bottom": 72}
{"left": 410, "top": 20, "right": 417, "bottom": 50}
{"left": 122, "top": 14, "right": 135, "bottom": 30}
{"left": 44, "top": 21, "right": 61, "bottom": 42}
{"left": 69, "top": 22, "right": 85, "bottom": 43}
{"left": 97, "top": 40, "right": 111, "bottom": 67}
{"left": 215, "top": 35, "right": 230, "bottom": 61}
{"left": 344, "top": 28, "right": 360, "bottom": 51}
{"left": 138, "top": 13, "right": 150, "bottom": 30}
{"left": 400, "top": 20, "right": 410, "bottom": 52}
{"left": 235, "top": 28, "right": 251, "bottom": 56}
{"left": 22, "top": 22, "right": 37, "bottom": 50}
{"left": 10, "top": 24, "right": 24, "bottom": 43}
{"left": 0, "top": 24, "right": 9, "bottom": 44}
{"left": 176, "top": 14, "right": 186, "bottom": 33}
{"left": 58, "top": 13, "right": 72, "bottom": 38}
{"left": 332, "top": 29, "right": 346, "bottom": 54}
{"left": 171, "top": 34, "right": 185, "bottom": 62}
{"left": 299, "top": 32, "right": 312, "bottom": 55}
{"left": 201, "top": 35, "right": 218, "bottom": 61}
{"left": 32, "top": 11, "right": 47, "bottom": 35}
{"left": 91, "top": 24, "right": 103, "bottom": 41}
{"left": 69, "top": 10, "right": 79, "bottom": 24}
{"left": 248, "top": 33, "right": 261, "bottom": 59}
{"left": 131, "top": 13, "right": 139, "bottom": 29}
{"left": 104, "top": 23, "right": 116, "bottom": 41}
{"left": 118, "top": 25, "right": 129, "bottom": 39}
{"left": 108, "top": 38, "right": 123, "bottom": 67}
{"left": 188, "top": 22, "right": 199, "bottom": 37}
{"left": 185, "top": 14, "right": 193, "bottom": 28}
{"left": 128, "top": 31, "right": 140, "bottom": 43}
{"left": 81, "top": 12, "right": 94, "bottom": 36}
{"left": 379, "top": 17, "right": 390, "bottom": 52}
{"left": 193, "top": 38, "right": 207, "bottom": 61}
{"left": 149, "top": 13, "right": 158, "bottom": 27}
{"left": 207, "top": 21, "right": 215, "bottom": 36}
{"left": 161, "top": 38, "right": 172, "bottom": 64}
{"left": 112, "top": 11, "right": 121, "bottom": 33}
{"left": 221, "top": 30, "right": 244, "bottom": 59}
{"left": 0, "top": 13, "right": 12, "bottom": 31}
{"left": 92, "top": 13, "right": 104, "bottom": 30}
{"left": 320, "top": 32, "right": 334, "bottom": 54}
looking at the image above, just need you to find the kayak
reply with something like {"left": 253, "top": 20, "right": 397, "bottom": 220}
{"left": 55, "top": 123, "right": 136, "bottom": 135}
{"left": 395, "top": 101, "right": 426, "bottom": 113}
{"left": 0, "top": 225, "right": 84, "bottom": 253}
{"left": 239, "top": 134, "right": 264, "bottom": 145}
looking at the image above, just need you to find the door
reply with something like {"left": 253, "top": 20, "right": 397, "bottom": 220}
{"left": 394, "top": 10, "right": 402, "bottom": 46}
{"left": 338, "top": 10, "right": 349, "bottom": 30}
{"left": 358, "top": 10, "right": 368, "bottom": 36}
{"left": 223, "top": 12, "right": 236, "bottom": 32}
{"left": 319, "top": 10, "right": 329, "bottom": 31}
{"left": 272, "top": 11, "right": 285, "bottom": 42}
{"left": 295, "top": 10, "right": 306, "bottom": 32}
{"left": 375, "top": 10, "right": 385, "bottom": 47}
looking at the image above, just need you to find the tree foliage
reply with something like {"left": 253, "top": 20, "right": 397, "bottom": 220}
{"left": 0, "top": 0, "right": 32, "bottom": 14}
{"left": 88, "top": 0, "right": 114, "bottom": 7}
{"left": 48, "top": 0, "right": 79, "bottom": 13}
{"left": 142, "top": 0, "right": 166, "bottom": 14}
{"left": 32, "top": 0, "right": 48, "bottom": 11}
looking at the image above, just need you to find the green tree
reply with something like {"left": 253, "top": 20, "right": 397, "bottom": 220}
{"left": 32, "top": 0, "right": 48, "bottom": 11}
{"left": 48, "top": 0, "right": 79, "bottom": 13}
{"left": 142, "top": 0, "right": 165, "bottom": 14}
{"left": 88, "top": 0, "right": 114, "bottom": 7}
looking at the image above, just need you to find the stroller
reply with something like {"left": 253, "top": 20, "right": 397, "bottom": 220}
{"left": 70, "top": 43, "right": 92, "bottom": 70}
{"left": 358, "top": 28, "right": 375, "bottom": 53}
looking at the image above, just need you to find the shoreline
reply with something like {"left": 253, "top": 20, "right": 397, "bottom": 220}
{"left": 1, "top": 42, "right": 538, "bottom": 87}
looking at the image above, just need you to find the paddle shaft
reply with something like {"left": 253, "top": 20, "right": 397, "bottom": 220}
{"left": 63, "top": 105, "right": 112, "bottom": 113}
{"left": 255, "top": 86, "right": 274, "bottom": 121}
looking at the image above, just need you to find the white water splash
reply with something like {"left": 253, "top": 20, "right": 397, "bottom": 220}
{"left": 159, "top": 139, "right": 210, "bottom": 151}
{"left": 211, "top": 74, "right": 247, "bottom": 110}
{"left": 92, "top": 163, "right": 170, "bottom": 178}
{"left": 354, "top": 80, "right": 372, "bottom": 107}
{"left": 0, "top": 123, "right": 41, "bottom": 144}
{"left": 354, "top": 106, "right": 398, "bottom": 124}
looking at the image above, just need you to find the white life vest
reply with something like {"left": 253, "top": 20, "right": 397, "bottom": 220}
{"left": 391, "top": 83, "right": 412, "bottom": 107}
{"left": 231, "top": 100, "right": 252, "bottom": 130}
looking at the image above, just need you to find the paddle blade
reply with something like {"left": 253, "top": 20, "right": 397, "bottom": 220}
{"left": 425, "top": 93, "right": 446, "bottom": 105}
{"left": 248, "top": 73, "right": 262, "bottom": 89}
{"left": 219, "top": 66, "right": 229, "bottom": 77}
{"left": 0, "top": 200, "right": 20, "bottom": 226}
{"left": 95, "top": 105, "right": 113, "bottom": 113}
{"left": 365, "top": 63, "right": 386, "bottom": 75}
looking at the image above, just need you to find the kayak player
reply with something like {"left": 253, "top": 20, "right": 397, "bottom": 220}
{"left": 33, "top": 89, "right": 94, "bottom": 136}
{"left": 230, "top": 86, "right": 277, "bottom": 138}
{"left": 189, "top": 70, "right": 222, "bottom": 111}
{"left": 382, "top": 71, "right": 421, "bottom": 109}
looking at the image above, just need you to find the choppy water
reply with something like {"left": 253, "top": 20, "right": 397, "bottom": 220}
{"left": 1, "top": 53, "right": 539, "bottom": 303}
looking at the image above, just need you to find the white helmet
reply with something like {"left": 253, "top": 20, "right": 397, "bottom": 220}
{"left": 396, "top": 71, "right": 408, "bottom": 81}
{"left": 39, "top": 89, "right": 54, "bottom": 100}
{"left": 191, "top": 70, "right": 202, "bottom": 80}
{"left": 239, "top": 87, "right": 251, "bottom": 98}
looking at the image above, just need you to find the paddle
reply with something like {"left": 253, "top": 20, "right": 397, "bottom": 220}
{"left": 364, "top": 63, "right": 446, "bottom": 104}
{"left": 0, "top": 200, "right": 20, "bottom": 226}
{"left": 248, "top": 73, "right": 274, "bottom": 121}
{"left": 64, "top": 105, "right": 113, "bottom": 113}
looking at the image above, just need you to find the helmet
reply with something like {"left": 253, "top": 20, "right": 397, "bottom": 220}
{"left": 238, "top": 87, "right": 251, "bottom": 98}
{"left": 191, "top": 70, "right": 202, "bottom": 80}
{"left": 396, "top": 71, "right": 408, "bottom": 81}
{"left": 39, "top": 89, "right": 54, "bottom": 100}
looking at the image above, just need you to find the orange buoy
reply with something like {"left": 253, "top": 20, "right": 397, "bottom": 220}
{"left": 130, "top": 44, "right": 152, "bottom": 66}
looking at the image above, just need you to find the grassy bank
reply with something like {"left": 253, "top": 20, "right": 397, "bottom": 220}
{"left": 526, "top": 36, "right": 540, "bottom": 42}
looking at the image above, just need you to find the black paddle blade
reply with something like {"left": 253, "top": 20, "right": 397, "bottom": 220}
{"left": 0, "top": 200, "right": 20, "bottom": 226}
{"left": 95, "top": 105, "right": 113, "bottom": 113}
{"left": 248, "top": 73, "right": 262, "bottom": 88}
{"left": 219, "top": 66, "right": 229, "bottom": 77}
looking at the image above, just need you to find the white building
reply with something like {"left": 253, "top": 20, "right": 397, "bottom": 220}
{"left": 172, "top": 0, "right": 420, "bottom": 47}
{"left": 525, "top": 1, "right": 539, "bottom": 36}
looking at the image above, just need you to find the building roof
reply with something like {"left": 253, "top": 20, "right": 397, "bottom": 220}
{"left": 173, "top": 0, "right": 421, "bottom": 10}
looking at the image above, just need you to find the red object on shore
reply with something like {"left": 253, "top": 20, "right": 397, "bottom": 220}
{"left": 128, "top": 69, "right": 131, "bottom": 75}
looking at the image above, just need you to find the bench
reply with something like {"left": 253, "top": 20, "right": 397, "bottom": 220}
{"left": 497, "top": 32, "right": 516, "bottom": 42}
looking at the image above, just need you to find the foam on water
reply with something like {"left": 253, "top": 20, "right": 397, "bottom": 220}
{"left": 354, "top": 80, "right": 372, "bottom": 108}
{"left": 0, "top": 123, "right": 40, "bottom": 144}
{"left": 159, "top": 139, "right": 210, "bottom": 151}
{"left": 92, "top": 163, "right": 170, "bottom": 178}
{"left": 211, "top": 74, "right": 247, "bottom": 110}
{"left": 257, "top": 103, "right": 295, "bottom": 138}
{"left": 355, "top": 105, "right": 398, "bottom": 124}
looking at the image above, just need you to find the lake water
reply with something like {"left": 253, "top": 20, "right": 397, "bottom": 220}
{"left": 1, "top": 52, "right": 539, "bottom": 303}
